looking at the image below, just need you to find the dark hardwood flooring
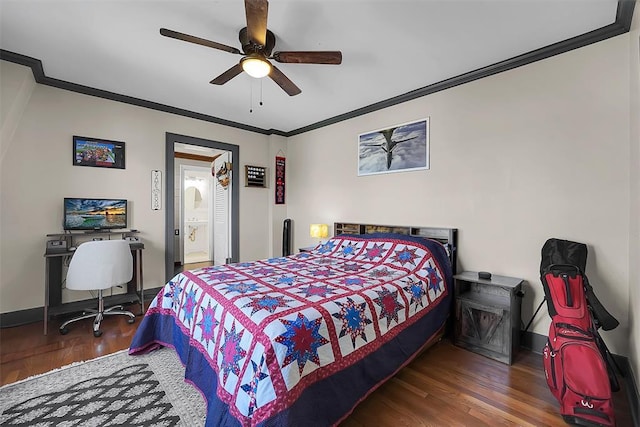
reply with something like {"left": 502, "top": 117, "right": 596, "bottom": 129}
{"left": 0, "top": 309, "right": 633, "bottom": 426}
{"left": 174, "top": 260, "right": 214, "bottom": 276}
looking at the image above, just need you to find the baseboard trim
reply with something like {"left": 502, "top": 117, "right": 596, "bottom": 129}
{"left": 520, "top": 330, "right": 547, "bottom": 354}
{"left": 0, "top": 287, "right": 163, "bottom": 329}
{"left": 617, "top": 355, "right": 640, "bottom": 427}
{"left": 0, "top": 307, "right": 43, "bottom": 328}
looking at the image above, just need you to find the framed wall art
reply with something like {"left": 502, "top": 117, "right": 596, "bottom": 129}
{"left": 357, "top": 117, "right": 429, "bottom": 176}
{"left": 73, "top": 135, "right": 126, "bottom": 169}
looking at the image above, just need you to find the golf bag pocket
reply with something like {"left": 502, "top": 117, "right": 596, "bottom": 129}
{"left": 542, "top": 265, "right": 591, "bottom": 331}
{"left": 543, "top": 323, "right": 615, "bottom": 426}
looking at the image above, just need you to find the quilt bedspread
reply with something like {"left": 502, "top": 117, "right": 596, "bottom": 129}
{"left": 130, "top": 233, "right": 452, "bottom": 426}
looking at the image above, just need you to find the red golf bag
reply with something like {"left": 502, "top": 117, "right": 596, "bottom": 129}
{"left": 539, "top": 238, "right": 620, "bottom": 427}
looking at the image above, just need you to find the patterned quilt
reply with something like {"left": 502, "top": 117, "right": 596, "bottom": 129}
{"left": 129, "top": 233, "right": 453, "bottom": 426}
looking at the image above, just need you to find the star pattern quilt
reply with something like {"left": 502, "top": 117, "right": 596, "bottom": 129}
{"left": 129, "top": 233, "right": 453, "bottom": 426}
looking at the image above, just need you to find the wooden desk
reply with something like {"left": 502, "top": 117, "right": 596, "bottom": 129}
{"left": 43, "top": 232, "right": 144, "bottom": 335}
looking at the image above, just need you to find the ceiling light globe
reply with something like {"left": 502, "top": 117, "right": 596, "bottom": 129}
{"left": 241, "top": 56, "right": 272, "bottom": 79}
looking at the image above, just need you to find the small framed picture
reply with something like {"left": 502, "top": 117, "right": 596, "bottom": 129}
{"left": 358, "top": 118, "right": 429, "bottom": 176}
{"left": 73, "top": 135, "right": 125, "bottom": 169}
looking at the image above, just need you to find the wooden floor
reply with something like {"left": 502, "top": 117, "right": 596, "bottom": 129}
{"left": 174, "top": 260, "right": 214, "bottom": 276}
{"left": 0, "top": 311, "right": 633, "bottom": 427}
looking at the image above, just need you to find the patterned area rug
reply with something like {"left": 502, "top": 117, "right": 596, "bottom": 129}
{"left": 0, "top": 347, "right": 206, "bottom": 426}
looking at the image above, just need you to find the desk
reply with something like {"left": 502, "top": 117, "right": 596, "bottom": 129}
{"left": 43, "top": 231, "right": 144, "bottom": 335}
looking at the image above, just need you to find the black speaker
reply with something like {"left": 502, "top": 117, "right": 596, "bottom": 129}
{"left": 282, "top": 218, "right": 292, "bottom": 256}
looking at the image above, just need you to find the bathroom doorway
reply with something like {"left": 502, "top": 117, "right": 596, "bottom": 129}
{"left": 181, "top": 165, "right": 213, "bottom": 266}
{"left": 165, "top": 133, "right": 240, "bottom": 282}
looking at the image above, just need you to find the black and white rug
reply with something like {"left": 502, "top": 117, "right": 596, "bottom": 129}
{"left": 0, "top": 347, "right": 206, "bottom": 426}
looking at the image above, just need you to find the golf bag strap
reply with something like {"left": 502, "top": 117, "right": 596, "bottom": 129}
{"left": 583, "top": 276, "right": 620, "bottom": 331}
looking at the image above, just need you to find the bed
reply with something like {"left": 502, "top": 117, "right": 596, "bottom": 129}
{"left": 129, "top": 225, "right": 457, "bottom": 426}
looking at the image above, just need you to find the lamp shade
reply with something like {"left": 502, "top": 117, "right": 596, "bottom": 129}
{"left": 310, "top": 223, "right": 329, "bottom": 239}
{"left": 241, "top": 55, "right": 272, "bottom": 78}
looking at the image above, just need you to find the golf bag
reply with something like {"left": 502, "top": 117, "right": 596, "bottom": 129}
{"left": 539, "top": 238, "right": 620, "bottom": 427}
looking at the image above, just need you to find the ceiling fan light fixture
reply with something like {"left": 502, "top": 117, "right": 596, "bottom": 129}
{"left": 241, "top": 55, "right": 272, "bottom": 78}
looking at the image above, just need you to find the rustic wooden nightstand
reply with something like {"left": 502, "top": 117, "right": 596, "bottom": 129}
{"left": 453, "top": 271, "right": 524, "bottom": 365}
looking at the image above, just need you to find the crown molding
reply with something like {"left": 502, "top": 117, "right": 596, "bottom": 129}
{"left": 287, "top": 0, "right": 636, "bottom": 136}
{"left": 0, "top": 50, "right": 282, "bottom": 136}
{"left": 0, "top": 0, "right": 634, "bottom": 138}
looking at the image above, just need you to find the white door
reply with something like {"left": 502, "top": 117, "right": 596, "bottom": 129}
{"left": 213, "top": 152, "right": 231, "bottom": 265}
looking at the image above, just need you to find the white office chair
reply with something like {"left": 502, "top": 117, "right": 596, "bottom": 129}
{"left": 59, "top": 239, "right": 136, "bottom": 337}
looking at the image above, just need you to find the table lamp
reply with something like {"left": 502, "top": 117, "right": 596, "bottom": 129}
{"left": 310, "top": 223, "right": 329, "bottom": 244}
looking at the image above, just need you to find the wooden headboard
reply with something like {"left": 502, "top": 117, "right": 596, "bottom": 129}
{"left": 334, "top": 222, "right": 458, "bottom": 274}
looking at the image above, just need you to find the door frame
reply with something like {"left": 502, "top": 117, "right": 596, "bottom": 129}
{"left": 165, "top": 132, "right": 240, "bottom": 282}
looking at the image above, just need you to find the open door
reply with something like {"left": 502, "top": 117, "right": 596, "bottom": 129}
{"left": 213, "top": 152, "right": 232, "bottom": 265}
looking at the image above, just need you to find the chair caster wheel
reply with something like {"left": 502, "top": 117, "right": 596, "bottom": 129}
{"left": 127, "top": 318, "right": 135, "bottom": 324}
{"left": 60, "top": 328, "right": 69, "bottom": 335}
{"left": 93, "top": 330, "right": 103, "bottom": 338}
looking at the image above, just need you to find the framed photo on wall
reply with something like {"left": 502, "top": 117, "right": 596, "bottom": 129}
{"left": 73, "top": 135, "right": 126, "bottom": 169}
{"left": 358, "top": 118, "right": 429, "bottom": 176}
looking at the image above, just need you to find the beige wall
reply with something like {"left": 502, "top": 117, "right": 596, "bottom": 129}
{"left": 286, "top": 35, "right": 632, "bottom": 358}
{"left": 0, "top": 61, "right": 35, "bottom": 163}
{"left": 628, "top": 0, "right": 640, "bottom": 391}
{"left": 0, "top": 61, "right": 282, "bottom": 312}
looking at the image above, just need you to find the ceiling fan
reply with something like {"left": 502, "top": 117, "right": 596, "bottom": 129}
{"left": 160, "top": 0, "right": 342, "bottom": 96}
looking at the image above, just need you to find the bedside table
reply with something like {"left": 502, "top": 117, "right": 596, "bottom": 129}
{"left": 453, "top": 271, "right": 524, "bottom": 365}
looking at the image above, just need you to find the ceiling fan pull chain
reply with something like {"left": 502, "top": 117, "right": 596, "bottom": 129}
{"left": 249, "top": 81, "right": 253, "bottom": 113}
{"left": 260, "top": 79, "right": 264, "bottom": 106}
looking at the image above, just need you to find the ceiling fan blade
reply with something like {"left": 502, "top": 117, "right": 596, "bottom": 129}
{"left": 244, "top": 0, "right": 269, "bottom": 46}
{"left": 160, "top": 28, "right": 241, "bottom": 55}
{"left": 210, "top": 63, "right": 244, "bottom": 85}
{"left": 269, "top": 65, "right": 301, "bottom": 96}
{"left": 272, "top": 51, "right": 342, "bottom": 65}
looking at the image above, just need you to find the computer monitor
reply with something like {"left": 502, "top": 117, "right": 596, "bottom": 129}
{"left": 63, "top": 198, "right": 127, "bottom": 231}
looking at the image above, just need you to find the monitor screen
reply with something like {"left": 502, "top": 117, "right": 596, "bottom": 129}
{"left": 64, "top": 198, "right": 127, "bottom": 231}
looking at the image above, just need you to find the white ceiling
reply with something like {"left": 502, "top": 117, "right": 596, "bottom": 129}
{"left": 0, "top": 0, "right": 622, "bottom": 134}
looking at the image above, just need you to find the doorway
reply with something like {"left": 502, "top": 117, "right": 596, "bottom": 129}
{"left": 165, "top": 133, "right": 240, "bottom": 282}
{"left": 181, "top": 164, "right": 214, "bottom": 266}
